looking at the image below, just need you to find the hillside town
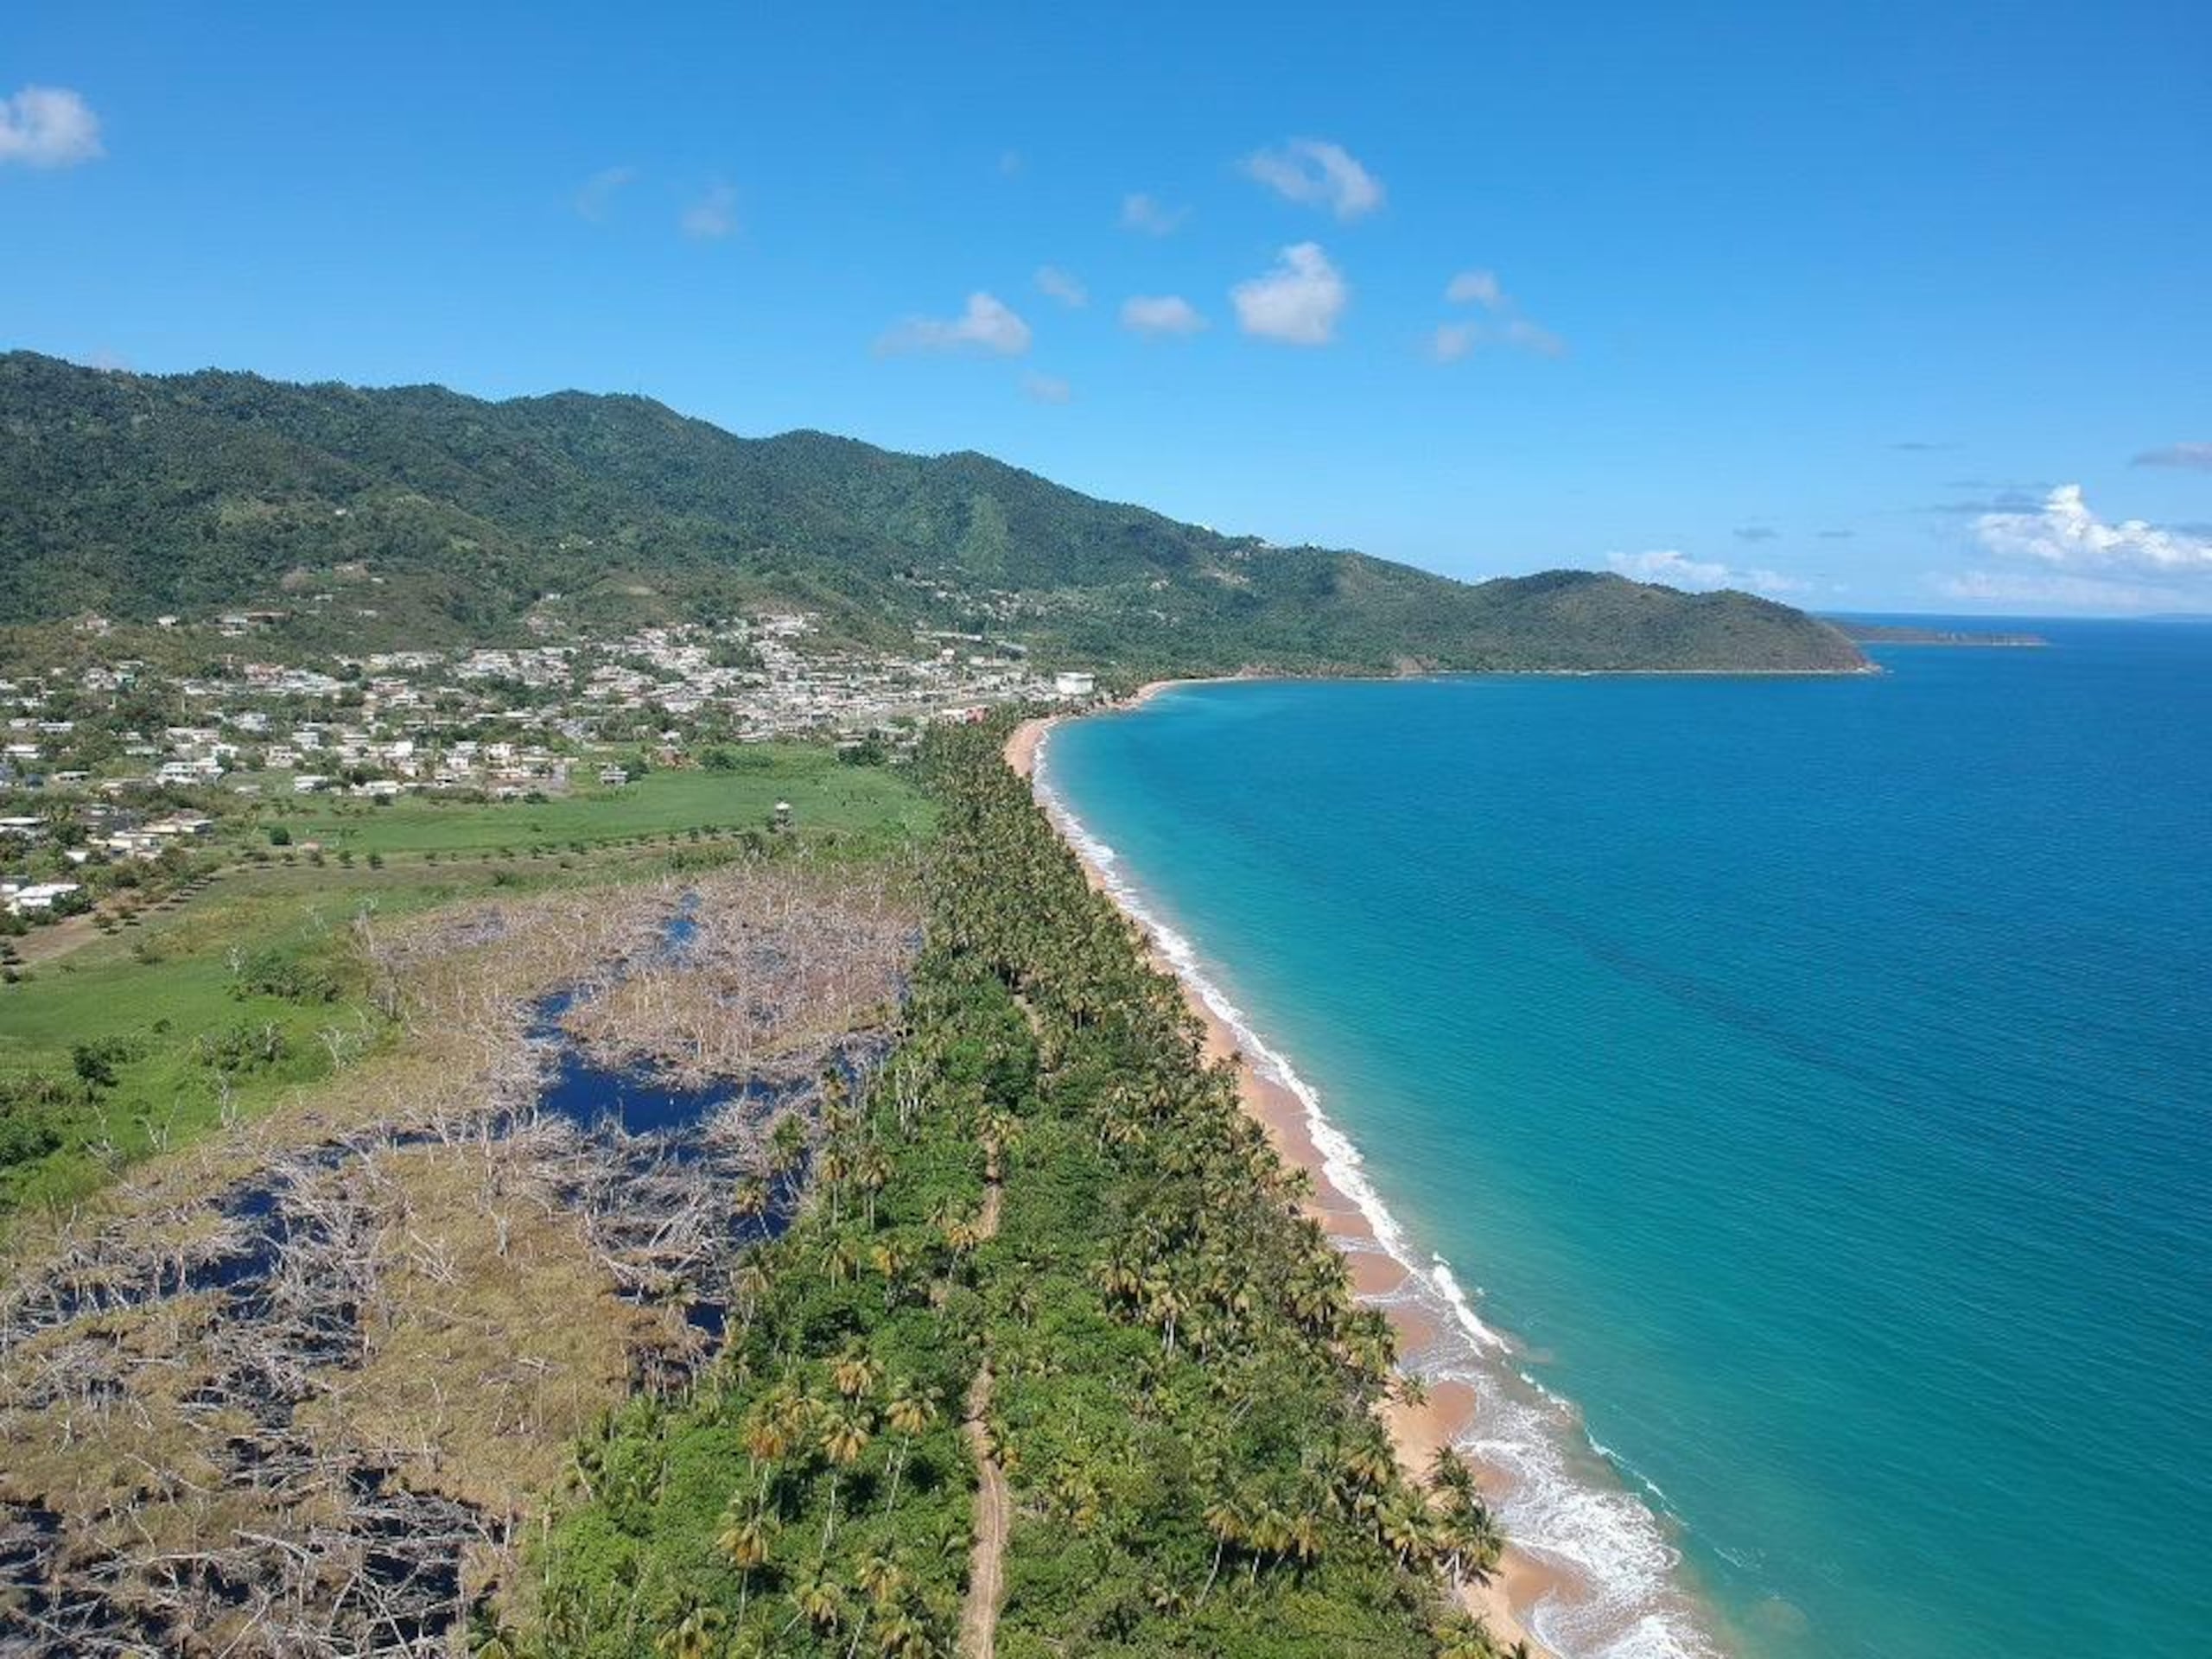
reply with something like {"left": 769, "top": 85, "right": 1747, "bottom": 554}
{"left": 0, "top": 612, "right": 1097, "bottom": 920}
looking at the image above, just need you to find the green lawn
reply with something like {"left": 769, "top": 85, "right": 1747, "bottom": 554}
{"left": 265, "top": 751, "right": 931, "bottom": 856}
{"left": 0, "top": 868, "right": 396, "bottom": 1217}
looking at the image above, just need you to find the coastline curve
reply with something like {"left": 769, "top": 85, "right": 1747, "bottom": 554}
{"left": 1011, "top": 695, "right": 1731, "bottom": 1659}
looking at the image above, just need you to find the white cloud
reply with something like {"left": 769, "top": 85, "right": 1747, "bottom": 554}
{"left": 0, "top": 86, "right": 103, "bottom": 168}
{"left": 1445, "top": 269, "right": 1504, "bottom": 308}
{"left": 1433, "top": 269, "right": 1565, "bottom": 361}
{"left": 1933, "top": 569, "right": 2170, "bottom": 612}
{"left": 1428, "top": 317, "right": 1564, "bottom": 362}
{"left": 876, "top": 292, "right": 1033, "bottom": 357}
{"left": 2133, "top": 442, "right": 2212, "bottom": 472}
{"left": 1231, "top": 243, "right": 1347, "bottom": 346}
{"left": 1430, "top": 323, "right": 1479, "bottom": 362}
{"left": 1974, "top": 484, "right": 2212, "bottom": 572}
{"left": 680, "top": 182, "right": 738, "bottom": 239}
{"left": 1121, "top": 295, "right": 1207, "bottom": 338}
{"left": 575, "top": 165, "right": 639, "bottom": 221}
{"left": 1034, "top": 265, "right": 1088, "bottom": 308}
{"left": 1607, "top": 550, "right": 1810, "bottom": 596}
{"left": 1021, "top": 372, "right": 1071, "bottom": 404}
{"left": 1499, "top": 318, "right": 1565, "bottom": 357}
{"left": 1119, "top": 192, "right": 1187, "bottom": 236}
{"left": 1242, "top": 138, "right": 1384, "bottom": 221}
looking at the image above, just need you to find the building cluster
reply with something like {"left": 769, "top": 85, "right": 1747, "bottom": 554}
{"left": 3, "top": 610, "right": 1096, "bottom": 815}
{"left": 0, "top": 805, "right": 215, "bottom": 915}
{"left": 2, "top": 609, "right": 1097, "bottom": 920}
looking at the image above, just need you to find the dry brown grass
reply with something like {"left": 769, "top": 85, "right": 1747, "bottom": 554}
{"left": 295, "top": 1136, "right": 677, "bottom": 1522}
{"left": 0, "top": 858, "right": 918, "bottom": 1652}
{"left": 562, "top": 864, "right": 915, "bottom": 1084}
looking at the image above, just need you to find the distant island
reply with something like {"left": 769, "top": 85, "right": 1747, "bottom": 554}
{"left": 0, "top": 350, "right": 1866, "bottom": 677}
{"left": 1827, "top": 620, "right": 2050, "bottom": 647}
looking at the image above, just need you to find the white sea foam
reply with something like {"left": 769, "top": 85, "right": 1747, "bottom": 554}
{"left": 1033, "top": 727, "right": 1728, "bottom": 1659}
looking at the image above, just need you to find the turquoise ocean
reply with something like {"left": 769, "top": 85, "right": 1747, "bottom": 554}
{"left": 1036, "top": 620, "right": 2211, "bottom": 1659}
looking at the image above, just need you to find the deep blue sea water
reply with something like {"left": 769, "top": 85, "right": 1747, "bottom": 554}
{"left": 1039, "top": 620, "right": 2212, "bottom": 1659}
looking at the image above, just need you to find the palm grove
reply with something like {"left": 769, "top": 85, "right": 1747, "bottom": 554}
{"left": 522, "top": 722, "right": 1518, "bottom": 1658}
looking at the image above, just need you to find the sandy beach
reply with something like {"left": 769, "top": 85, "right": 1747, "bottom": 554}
{"left": 1006, "top": 697, "right": 1560, "bottom": 1656}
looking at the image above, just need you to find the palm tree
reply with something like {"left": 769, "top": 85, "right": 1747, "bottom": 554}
{"left": 854, "top": 1144, "right": 892, "bottom": 1227}
{"left": 977, "top": 1109, "right": 1018, "bottom": 1182}
{"left": 719, "top": 1504, "right": 777, "bottom": 1567}
{"left": 1437, "top": 1490, "right": 1504, "bottom": 1589}
{"left": 655, "top": 1605, "right": 727, "bottom": 1659}
{"left": 729, "top": 1259, "right": 772, "bottom": 1337}
{"left": 1435, "top": 1611, "right": 1496, "bottom": 1659}
{"left": 1428, "top": 1445, "right": 1476, "bottom": 1498}
{"left": 1141, "top": 1274, "right": 1186, "bottom": 1355}
{"left": 830, "top": 1345, "right": 881, "bottom": 1401}
{"left": 769, "top": 1113, "right": 810, "bottom": 1179}
{"left": 816, "top": 1401, "right": 874, "bottom": 1552}
{"left": 841, "top": 1546, "right": 906, "bottom": 1659}
{"left": 1376, "top": 1489, "right": 1437, "bottom": 1570}
{"left": 1339, "top": 1436, "right": 1396, "bottom": 1506}
{"left": 786, "top": 1563, "right": 844, "bottom": 1634}
{"left": 880, "top": 1379, "right": 936, "bottom": 1514}
{"left": 1245, "top": 1498, "right": 1292, "bottom": 1580}
{"left": 869, "top": 1239, "right": 910, "bottom": 1309}
{"left": 855, "top": 1547, "right": 905, "bottom": 1608}
{"left": 874, "top": 1610, "right": 936, "bottom": 1659}
{"left": 1284, "top": 1502, "right": 1325, "bottom": 1568}
{"left": 716, "top": 1503, "right": 777, "bottom": 1625}
{"left": 734, "top": 1176, "right": 772, "bottom": 1224}
{"left": 1200, "top": 1493, "right": 1244, "bottom": 1603}
{"left": 1095, "top": 1249, "right": 1142, "bottom": 1306}
{"left": 1146, "top": 1579, "right": 1192, "bottom": 1617}
{"left": 818, "top": 1141, "right": 854, "bottom": 1224}
{"left": 742, "top": 1385, "right": 804, "bottom": 1509}
{"left": 942, "top": 1213, "right": 982, "bottom": 1262}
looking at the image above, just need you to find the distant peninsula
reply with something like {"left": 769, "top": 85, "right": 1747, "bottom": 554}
{"left": 0, "top": 351, "right": 1866, "bottom": 677}
{"left": 1827, "top": 620, "right": 2050, "bottom": 648}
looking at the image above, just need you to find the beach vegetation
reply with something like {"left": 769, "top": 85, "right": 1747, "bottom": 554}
{"left": 523, "top": 721, "right": 1510, "bottom": 1655}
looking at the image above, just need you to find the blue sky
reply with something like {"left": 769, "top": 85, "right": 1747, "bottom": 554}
{"left": 6, "top": 1, "right": 2209, "bottom": 613}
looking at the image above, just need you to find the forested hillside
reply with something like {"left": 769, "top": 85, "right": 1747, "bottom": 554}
{"left": 0, "top": 352, "right": 1865, "bottom": 674}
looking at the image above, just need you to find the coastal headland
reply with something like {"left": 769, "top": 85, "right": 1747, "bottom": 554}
{"left": 1008, "top": 693, "right": 1564, "bottom": 1657}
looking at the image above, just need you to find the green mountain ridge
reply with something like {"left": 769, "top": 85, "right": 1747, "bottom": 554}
{"left": 0, "top": 351, "right": 1866, "bottom": 673}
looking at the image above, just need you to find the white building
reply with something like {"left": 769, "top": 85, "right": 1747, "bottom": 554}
{"left": 4, "top": 880, "right": 82, "bottom": 915}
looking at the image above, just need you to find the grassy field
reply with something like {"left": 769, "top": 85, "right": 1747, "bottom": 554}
{"left": 0, "top": 753, "right": 931, "bottom": 1220}
{"left": 0, "top": 867, "right": 389, "bottom": 1216}
{"left": 264, "top": 750, "right": 931, "bottom": 857}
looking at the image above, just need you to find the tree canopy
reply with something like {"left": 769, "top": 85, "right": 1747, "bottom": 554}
{"left": 0, "top": 352, "right": 1866, "bottom": 674}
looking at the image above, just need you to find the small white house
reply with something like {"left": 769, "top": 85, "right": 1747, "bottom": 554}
{"left": 1052, "top": 671, "right": 1096, "bottom": 698}
{"left": 5, "top": 880, "right": 82, "bottom": 915}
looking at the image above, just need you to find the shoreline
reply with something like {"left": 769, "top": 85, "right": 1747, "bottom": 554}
{"left": 1006, "top": 696, "right": 1561, "bottom": 1656}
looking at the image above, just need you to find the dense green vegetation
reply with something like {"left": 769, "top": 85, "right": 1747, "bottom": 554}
{"left": 0, "top": 351, "right": 1865, "bottom": 674}
{"left": 524, "top": 723, "right": 1508, "bottom": 1657}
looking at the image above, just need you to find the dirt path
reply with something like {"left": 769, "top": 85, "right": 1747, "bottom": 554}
{"left": 957, "top": 1160, "right": 1007, "bottom": 1657}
